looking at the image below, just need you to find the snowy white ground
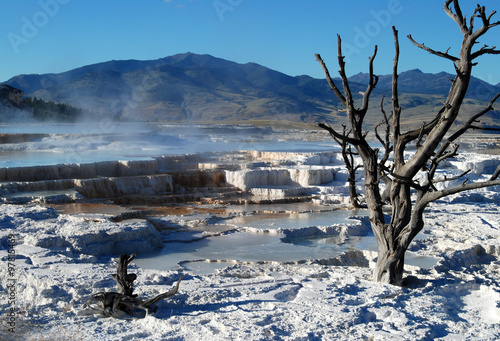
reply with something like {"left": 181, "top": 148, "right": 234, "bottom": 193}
{"left": 1, "top": 146, "right": 500, "bottom": 340}
{"left": 1, "top": 197, "right": 500, "bottom": 340}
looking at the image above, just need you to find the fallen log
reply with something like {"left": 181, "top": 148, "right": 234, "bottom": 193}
{"left": 83, "top": 254, "right": 184, "bottom": 317}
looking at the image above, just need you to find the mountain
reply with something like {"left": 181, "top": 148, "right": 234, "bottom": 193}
{"left": 350, "top": 68, "right": 499, "bottom": 100}
{"left": 4, "top": 53, "right": 500, "bottom": 127}
{"left": 5, "top": 53, "right": 346, "bottom": 123}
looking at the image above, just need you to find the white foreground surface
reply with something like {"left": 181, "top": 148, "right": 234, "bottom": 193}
{"left": 1, "top": 194, "right": 500, "bottom": 340}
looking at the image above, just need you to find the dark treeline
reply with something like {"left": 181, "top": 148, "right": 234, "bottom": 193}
{"left": 21, "top": 97, "right": 84, "bottom": 122}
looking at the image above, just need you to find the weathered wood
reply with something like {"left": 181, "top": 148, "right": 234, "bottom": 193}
{"left": 84, "top": 254, "right": 184, "bottom": 317}
{"left": 323, "top": 123, "right": 363, "bottom": 208}
{"left": 112, "top": 253, "right": 137, "bottom": 297}
{"left": 317, "top": 0, "right": 500, "bottom": 285}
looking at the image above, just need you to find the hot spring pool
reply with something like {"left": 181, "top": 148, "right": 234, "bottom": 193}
{"left": 133, "top": 205, "right": 439, "bottom": 274}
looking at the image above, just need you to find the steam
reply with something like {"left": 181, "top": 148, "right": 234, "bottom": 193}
{"left": 0, "top": 106, "right": 37, "bottom": 123}
{"left": 0, "top": 122, "right": 337, "bottom": 168}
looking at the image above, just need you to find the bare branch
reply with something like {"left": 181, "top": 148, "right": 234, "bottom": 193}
{"left": 399, "top": 105, "right": 446, "bottom": 154}
{"left": 142, "top": 275, "right": 184, "bottom": 307}
{"left": 471, "top": 45, "right": 500, "bottom": 59}
{"left": 415, "top": 122, "right": 426, "bottom": 148}
{"left": 490, "top": 165, "right": 500, "bottom": 181}
{"left": 423, "top": 178, "right": 500, "bottom": 205}
{"left": 392, "top": 26, "right": 408, "bottom": 171}
{"left": 433, "top": 169, "right": 471, "bottom": 184}
{"left": 407, "top": 35, "right": 460, "bottom": 63}
{"left": 376, "top": 96, "right": 393, "bottom": 168}
{"left": 443, "top": 92, "right": 500, "bottom": 143}
{"left": 379, "top": 164, "right": 425, "bottom": 191}
{"left": 318, "top": 122, "right": 360, "bottom": 146}
{"left": 470, "top": 4, "right": 500, "bottom": 42}
{"left": 392, "top": 27, "right": 401, "bottom": 141}
{"left": 444, "top": 0, "right": 468, "bottom": 34}
{"left": 436, "top": 143, "right": 459, "bottom": 164}
{"left": 315, "top": 54, "right": 346, "bottom": 106}
{"left": 360, "top": 46, "right": 379, "bottom": 114}
{"left": 470, "top": 125, "right": 500, "bottom": 132}
{"left": 374, "top": 100, "right": 388, "bottom": 146}
{"left": 469, "top": 4, "right": 483, "bottom": 34}
{"left": 422, "top": 93, "right": 499, "bottom": 191}
{"left": 336, "top": 35, "right": 356, "bottom": 116}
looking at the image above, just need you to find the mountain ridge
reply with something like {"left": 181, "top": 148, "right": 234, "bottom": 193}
{"left": 4, "top": 52, "right": 500, "bottom": 126}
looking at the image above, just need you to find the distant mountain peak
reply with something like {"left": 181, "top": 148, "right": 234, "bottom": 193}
{"left": 404, "top": 68, "right": 424, "bottom": 74}
{"left": 158, "top": 52, "right": 236, "bottom": 69}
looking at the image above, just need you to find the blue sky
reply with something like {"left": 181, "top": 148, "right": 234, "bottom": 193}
{"left": 1, "top": 0, "right": 499, "bottom": 85}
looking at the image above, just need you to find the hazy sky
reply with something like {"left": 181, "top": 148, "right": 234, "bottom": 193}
{"left": 1, "top": 0, "right": 499, "bottom": 84}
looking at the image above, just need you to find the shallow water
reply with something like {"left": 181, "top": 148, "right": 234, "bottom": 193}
{"left": 133, "top": 230, "right": 352, "bottom": 273}
{"left": 223, "top": 209, "right": 364, "bottom": 230}
{"left": 50, "top": 203, "right": 131, "bottom": 215}
{"left": 134, "top": 230, "right": 438, "bottom": 274}
{"left": 133, "top": 203, "right": 439, "bottom": 274}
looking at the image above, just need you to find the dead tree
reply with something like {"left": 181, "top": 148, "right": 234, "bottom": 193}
{"left": 316, "top": 0, "right": 500, "bottom": 285}
{"left": 84, "top": 254, "right": 184, "bottom": 317}
{"left": 319, "top": 123, "right": 363, "bottom": 208}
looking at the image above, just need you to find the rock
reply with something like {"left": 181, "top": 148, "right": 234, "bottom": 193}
{"left": 25, "top": 217, "right": 164, "bottom": 256}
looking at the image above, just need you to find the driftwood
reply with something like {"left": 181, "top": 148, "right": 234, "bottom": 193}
{"left": 84, "top": 254, "right": 184, "bottom": 317}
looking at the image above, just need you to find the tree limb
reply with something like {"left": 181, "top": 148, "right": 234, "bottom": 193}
{"left": 379, "top": 164, "right": 425, "bottom": 191}
{"left": 432, "top": 169, "right": 472, "bottom": 184}
{"left": 444, "top": 0, "right": 468, "bottom": 34}
{"left": 471, "top": 45, "right": 500, "bottom": 59}
{"left": 470, "top": 4, "right": 500, "bottom": 42}
{"left": 314, "top": 54, "right": 346, "bottom": 106}
{"left": 407, "top": 35, "right": 460, "bottom": 63}
{"left": 490, "top": 165, "right": 500, "bottom": 181}
{"left": 336, "top": 35, "right": 356, "bottom": 119}
{"left": 318, "top": 122, "right": 361, "bottom": 145}
{"left": 376, "top": 95, "right": 393, "bottom": 169}
{"left": 392, "top": 27, "right": 404, "bottom": 168}
{"left": 422, "top": 178, "right": 500, "bottom": 205}
{"left": 439, "top": 92, "right": 500, "bottom": 148}
{"left": 360, "top": 46, "right": 379, "bottom": 114}
{"left": 470, "top": 125, "right": 500, "bottom": 131}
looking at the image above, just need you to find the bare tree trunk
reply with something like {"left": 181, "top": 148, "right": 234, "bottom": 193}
{"left": 347, "top": 174, "right": 361, "bottom": 208}
{"left": 319, "top": 123, "right": 362, "bottom": 208}
{"left": 112, "top": 254, "right": 137, "bottom": 297}
{"left": 316, "top": 0, "right": 500, "bottom": 285}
